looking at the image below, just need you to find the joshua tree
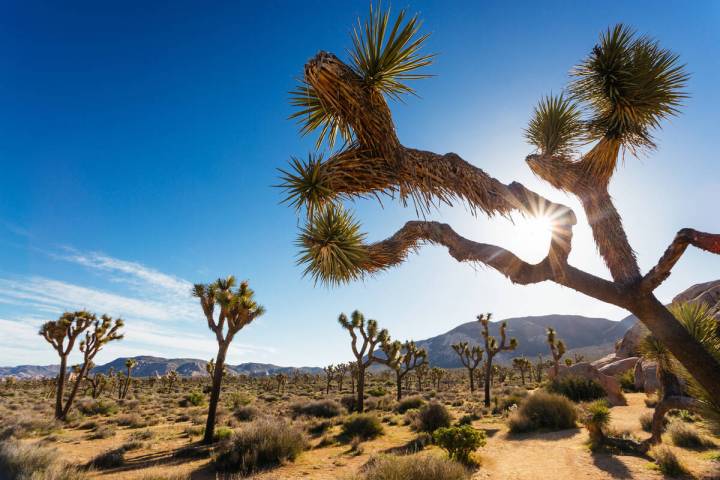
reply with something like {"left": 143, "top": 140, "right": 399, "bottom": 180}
{"left": 338, "top": 310, "right": 389, "bottom": 412}
{"left": 512, "top": 357, "right": 531, "bottom": 385}
{"left": 451, "top": 341, "right": 483, "bottom": 393}
{"left": 40, "top": 311, "right": 123, "bottom": 420}
{"left": 275, "top": 373, "right": 287, "bottom": 394}
{"left": 349, "top": 361, "right": 359, "bottom": 394}
{"left": 206, "top": 358, "right": 228, "bottom": 379}
{"left": 382, "top": 340, "right": 427, "bottom": 400}
{"left": 547, "top": 327, "right": 566, "bottom": 378}
{"left": 416, "top": 362, "right": 429, "bottom": 391}
{"left": 430, "top": 367, "right": 445, "bottom": 391}
{"left": 335, "top": 362, "right": 349, "bottom": 392}
{"left": 119, "top": 358, "right": 137, "bottom": 400}
{"left": 193, "top": 276, "right": 265, "bottom": 444}
{"left": 280, "top": 6, "right": 720, "bottom": 401}
{"left": 479, "top": 314, "right": 517, "bottom": 406}
{"left": 323, "top": 364, "right": 336, "bottom": 394}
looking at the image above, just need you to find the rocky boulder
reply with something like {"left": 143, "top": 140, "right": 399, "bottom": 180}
{"left": 634, "top": 359, "right": 659, "bottom": 393}
{"left": 598, "top": 356, "right": 639, "bottom": 377}
{"left": 672, "top": 279, "right": 720, "bottom": 320}
{"left": 615, "top": 322, "right": 649, "bottom": 358}
{"left": 556, "top": 362, "right": 626, "bottom": 406}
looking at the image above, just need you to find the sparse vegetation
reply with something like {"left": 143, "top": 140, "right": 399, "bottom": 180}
{"left": 354, "top": 453, "right": 470, "bottom": 480}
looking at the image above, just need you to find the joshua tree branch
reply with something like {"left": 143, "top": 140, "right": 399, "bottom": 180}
{"left": 641, "top": 229, "right": 720, "bottom": 293}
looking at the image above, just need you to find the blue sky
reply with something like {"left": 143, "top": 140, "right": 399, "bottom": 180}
{"left": 1, "top": 1, "right": 718, "bottom": 368}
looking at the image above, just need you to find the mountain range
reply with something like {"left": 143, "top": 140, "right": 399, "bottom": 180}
{"left": 3, "top": 280, "right": 717, "bottom": 378}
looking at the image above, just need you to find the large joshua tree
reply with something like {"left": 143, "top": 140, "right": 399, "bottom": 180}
{"left": 479, "top": 314, "right": 517, "bottom": 406}
{"left": 39, "top": 311, "right": 124, "bottom": 420}
{"left": 280, "top": 6, "right": 720, "bottom": 400}
{"left": 193, "top": 276, "right": 265, "bottom": 445}
{"left": 338, "top": 310, "right": 389, "bottom": 412}
{"left": 451, "top": 341, "right": 483, "bottom": 393}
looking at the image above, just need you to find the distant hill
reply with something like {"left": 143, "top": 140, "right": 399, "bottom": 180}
{"left": 412, "top": 314, "right": 636, "bottom": 368}
{"left": 0, "top": 356, "right": 322, "bottom": 379}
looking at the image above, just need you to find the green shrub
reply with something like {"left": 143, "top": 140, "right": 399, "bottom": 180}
{"left": 341, "top": 413, "right": 384, "bottom": 441}
{"left": 508, "top": 391, "right": 577, "bottom": 433}
{"left": 234, "top": 405, "right": 260, "bottom": 422}
{"left": 668, "top": 420, "right": 713, "bottom": 449}
{"left": 228, "top": 392, "right": 253, "bottom": 409}
{"left": 616, "top": 370, "right": 637, "bottom": 392}
{"left": 650, "top": 445, "right": 685, "bottom": 476}
{"left": 214, "top": 426, "right": 233, "bottom": 441}
{"left": 433, "top": 425, "right": 486, "bottom": 463}
{"left": 396, "top": 396, "right": 425, "bottom": 414}
{"left": 354, "top": 453, "right": 470, "bottom": 480}
{"left": 581, "top": 400, "right": 611, "bottom": 448}
{"left": 214, "top": 418, "right": 306, "bottom": 474}
{"left": 183, "top": 391, "right": 205, "bottom": 407}
{"left": 367, "top": 387, "right": 387, "bottom": 397}
{"left": 415, "top": 402, "right": 452, "bottom": 433}
{"left": 0, "top": 440, "right": 88, "bottom": 480}
{"left": 291, "top": 399, "right": 343, "bottom": 418}
{"left": 77, "top": 398, "right": 118, "bottom": 416}
{"left": 547, "top": 376, "right": 606, "bottom": 402}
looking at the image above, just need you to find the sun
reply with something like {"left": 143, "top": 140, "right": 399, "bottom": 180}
{"left": 516, "top": 214, "right": 554, "bottom": 243}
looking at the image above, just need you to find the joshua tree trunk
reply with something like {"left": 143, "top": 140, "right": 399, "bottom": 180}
{"left": 483, "top": 362, "right": 493, "bottom": 407}
{"left": 54, "top": 355, "right": 68, "bottom": 420}
{"left": 203, "top": 343, "right": 228, "bottom": 445}
{"left": 61, "top": 361, "right": 91, "bottom": 420}
{"left": 350, "top": 374, "right": 355, "bottom": 394}
{"left": 356, "top": 366, "right": 365, "bottom": 413}
{"left": 395, "top": 371, "right": 404, "bottom": 401}
{"left": 468, "top": 368, "right": 475, "bottom": 393}
{"left": 649, "top": 396, "right": 701, "bottom": 445}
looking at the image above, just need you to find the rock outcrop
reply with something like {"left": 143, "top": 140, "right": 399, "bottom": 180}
{"left": 672, "top": 279, "right": 720, "bottom": 320}
{"left": 598, "top": 356, "right": 639, "bottom": 377}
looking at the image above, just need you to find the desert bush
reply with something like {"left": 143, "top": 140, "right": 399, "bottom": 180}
{"left": 228, "top": 392, "right": 253, "bottom": 409}
{"left": 354, "top": 453, "right": 470, "bottom": 480}
{"left": 114, "top": 413, "right": 146, "bottom": 428}
{"left": 644, "top": 394, "right": 658, "bottom": 408}
{"left": 581, "top": 400, "right": 611, "bottom": 448}
{"left": 340, "top": 395, "right": 359, "bottom": 413}
{"left": 366, "top": 386, "right": 387, "bottom": 397}
{"left": 396, "top": 395, "right": 425, "bottom": 414}
{"left": 234, "top": 405, "right": 260, "bottom": 422}
{"left": 497, "top": 389, "right": 528, "bottom": 411}
{"left": 307, "top": 419, "right": 333, "bottom": 437}
{"left": 0, "top": 440, "right": 87, "bottom": 480}
{"left": 88, "top": 448, "right": 125, "bottom": 469}
{"left": 214, "top": 426, "right": 233, "bottom": 441}
{"left": 129, "top": 429, "right": 155, "bottom": 440}
{"left": 77, "top": 398, "right": 118, "bottom": 416}
{"left": 291, "top": 399, "right": 343, "bottom": 418}
{"left": 214, "top": 418, "right": 306, "bottom": 474}
{"left": 547, "top": 376, "right": 606, "bottom": 402}
{"left": 639, "top": 412, "right": 654, "bottom": 432}
{"left": 433, "top": 425, "right": 486, "bottom": 463}
{"left": 181, "top": 391, "right": 205, "bottom": 407}
{"left": 341, "top": 414, "right": 384, "bottom": 441}
{"left": 88, "top": 425, "right": 116, "bottom": 440}
{"left": 415, "top": 402, "right": 452, "bottom": 433}
{"left": 508, "top": 391, "right": 577, "bottom": 433}
{"left": 616, "top": 370, "right": 637, "bottom": 392}
{"left": 650, "top": 445, "right": 685, "bottom": 476}
{"left": 668, "top": 420, "right": 713, "bottom": 449}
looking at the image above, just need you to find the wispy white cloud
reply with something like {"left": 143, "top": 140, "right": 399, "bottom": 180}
{"left": 0, "top": 249, "right": 274, "bottom": 366}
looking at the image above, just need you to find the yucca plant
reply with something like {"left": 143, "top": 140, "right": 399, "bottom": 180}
{"left": 280, "top": 5, "right": 720, "bottom": 403}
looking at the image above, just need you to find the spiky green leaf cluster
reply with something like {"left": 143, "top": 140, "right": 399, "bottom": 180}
{"left": 349, "top": 4, "right": 433, "bottom": 99}
{"left": 525, "top": 94, "right": 585, "bottom": 156}
{"left": 278, "top": 154, "right": 334, "bottom": 216}
{"left": 569, "top": 24, "right": 688, "bottom": 151}
{"left": 297, "top": 204, "right": 368, "bottom": 286}
{"left": 289, "top": 82, "right": 352, "bottom": 149}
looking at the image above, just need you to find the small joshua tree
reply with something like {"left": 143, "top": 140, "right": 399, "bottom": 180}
{"left": 193, "top": 276, "right": 265, "bottom": 444}
{"left": 40, "top": 311, "right": 123, "bottom": 420}
{"left": 381, "top": 340, "right": 427, "bottom": 400}
{"left": 512, "top": 357, "right": 531, "bottom": 385}
{"left": 335, "top": 362, "right": 349, "bottom": 392}
{"left": 275, "top": 373, "right": 287, "bottom": 394}
{"left": 534, "top": 354, "right": 544, "bottom": 383}
{"left": 547, "top": 327, "right": 566, "bottom": 378}
{"left": 164, "top": 370, "right": 178, "bottom": 391}
{"left": 430, "top": 367, "right": 445, "bottom": 391}
{"left": 416, "top": 362, "right": 429, "bottom": 391}
{"left": 87, "top": 372, "right": 108, "bottom": 399}
{"left": 479, "top": 314, "right": 517, "bottom": 406}
{"left": 323, "top": 364, "right": 336, "bottom": 394}
{"left": 119, "top": 358, "right": 137, "bottom": 400}
{"left": 338, "top": 310, "right": 389, "bottom": 412}
{"left": 451, "top": 342, "right": 483, "bottom": 393}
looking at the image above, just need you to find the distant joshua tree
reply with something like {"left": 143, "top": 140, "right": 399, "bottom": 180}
{"left": 415, "top": 362, "right": 429, "bottom": 391}
{"left": 451, "top": 341, "right": 483, "bottom": 393}
{"left": 547, "top": 327, "right": 566, "bottom": 378}
{"left": 335, "top": 362, "right": 349, "bottom": 392}
{"left": 479, "top": 314, "right": 517, "bottom": 406}
{"left": 119, "top": 358, "right": 137, "bottom": 400}
{"left": 512, "top": 357, "right": 532, "bottom": 385}
{"left": 39, "top": 311, "right": 124, "bottom": 420}
{"left": 381, "top": 340, "right": 427, "bottom": 400}
{"left": 193, "top": 276, "right": 265, "bottom": 445}
{"left": 280, "top": 5, "right": 720, "bottom": 400}
{"left": 338, "top": 310, "right": 389, "bottom": 412}
{"left": 323, "top": 364, "right": 336, "bottom": 394}
{"left": 430, "top": 367, "right": 445, "bottom": 392}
